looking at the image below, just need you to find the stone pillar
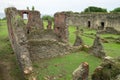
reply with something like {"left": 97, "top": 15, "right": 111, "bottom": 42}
{"left": 72, "top": 62, "right": 89, "bottom": 80}
{"left": 54, "top": 12, "right": 69, "bottom": 42}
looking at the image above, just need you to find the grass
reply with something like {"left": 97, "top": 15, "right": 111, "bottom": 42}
{"left": 68, "top": 26, "right": 76, "bottom": 45}
{"left": 0, "top": 19, "right": 120, "bottom": 80}
{"left": 35, "top": 52, "right": 101, "bottom": 80}
{"left": 0, "top": 20, "right": 13, "bottom": 58}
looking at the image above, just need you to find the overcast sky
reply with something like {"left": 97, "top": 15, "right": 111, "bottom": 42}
{"left": 0, "top": 0, "right": 120, "bottom": 15}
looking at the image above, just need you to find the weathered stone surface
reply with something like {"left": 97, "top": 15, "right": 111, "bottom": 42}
{"left": 18, "top": 10, "right": 44, "bottom": 34}
{"left": 47, "top": 20, "right": 52, "bottom": 29}
{"left": 92, "top": 57, "right": 120, "bottom": 80}
{"left": 105, "top": 27, "right": 120, "bottom": 34}
{"left": 115, "top": 74, "right": 120, "bottom": 80}
{"left": 5, "top": 7, "right": 35, "bottom": 80}
{"left": 65, "top": 12, "right": 120, "bottom": 32}
{"left": 5, "top": 7, "right": 74, "bottom": 79}
{"left": 72, "top": 62, "right": 89, "bottom": 80}
{"left": 28, "top": 38, "right": 71, "bottom": 60}
{"left": 54, "top": 12, "right": 69, "bottom": 42}
{"left": 74, "top": 35, "right": 83, "bottom": 46}
{"left": 89, "top": 34, "right": 106, "bottom": 58}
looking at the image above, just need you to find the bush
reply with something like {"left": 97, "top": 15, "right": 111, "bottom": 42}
{"left": 42, "top": 15, "right": 54, "bottom": 21}
{"left": 111, "top": 7, "right": 120, "bottom": 12}
{"left": 2, "top": 17, "right": 6, "bottom": 20}
{"left": 83, "top": 6, "right": 107, "bottom": 13}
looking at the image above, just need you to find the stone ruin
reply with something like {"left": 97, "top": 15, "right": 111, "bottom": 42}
{"left": 5, "top": 7, "right": 119, "bottom": 80}
{"left": 5, "top": 7, "right": 75, "bottom": 80}
{"left": 89, "top": 34, "right": 106, "bottom": 58}
{"left": 72, "top": 62, "right": 89, "bottom": 80}
{"left": 65, "top": 12, "right": 120, "bottom": 33}
{"left": 73, "top": 56, "right": 120, "bottom": 80}
{"left": 92, "top": 56, "right": 120, "bottom": 80}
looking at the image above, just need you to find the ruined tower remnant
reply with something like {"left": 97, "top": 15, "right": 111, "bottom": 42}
{"left": 18, "top": 10, "right": 44, "bottom": 34}
{"left": 54, "top": 12, "right": 69, "bottom": 42}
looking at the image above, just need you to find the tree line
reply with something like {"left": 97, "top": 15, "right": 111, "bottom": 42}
{"left": 1, "top": 6, "right": 120, "bottom": 20}
{"left": 82, "top": 6, "right": 120, "bottom": 13}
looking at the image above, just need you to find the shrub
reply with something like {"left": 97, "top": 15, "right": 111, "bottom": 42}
{"left": 42, "top": 15, "right": 54, "bottom": 21}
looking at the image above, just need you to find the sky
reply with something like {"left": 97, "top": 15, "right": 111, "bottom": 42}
{"left": 0, "top": 0, "right": 120, "bottom": 15}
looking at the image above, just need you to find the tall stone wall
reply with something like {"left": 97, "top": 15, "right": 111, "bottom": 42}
{"left": 5, "top": 7, "right": 34, "bottom": 79}
{"left": 64, "top": 12, "right": 120, "bottom": 31}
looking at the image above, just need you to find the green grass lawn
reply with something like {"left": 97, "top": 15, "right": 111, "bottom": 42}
{"left": 0, "top": 20, "right": 13, "bottom": 58}
{"left": 0, "top": 20, "right": 120, "bottom": 80}
{"left": 35, "top": 52, "right": 101, "bottom": 80}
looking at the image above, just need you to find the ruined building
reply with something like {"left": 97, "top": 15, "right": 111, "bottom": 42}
{"left": 55, "top": 12, "right": 120, "bottom": 34}
{"left": 5, "top": 7, "right": 120, "bottom": 80}
{"left": 5, "top": 7, "right": 74, "bottom": 80}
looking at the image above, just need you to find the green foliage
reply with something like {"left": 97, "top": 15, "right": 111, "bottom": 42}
{"left": 36, "top": 52, "right": 101, "bottom": 80}
{"left": 111, "top": 7, "right": 120, "bottom": 12}
{"left": 32, "top": 6, "right": 35, "bottom": 11}
{"left": 83, "top": 6, "right": 107, "bottom": 13}
{"left": 0, "top": 20, "right": 13, "bottom": 58}
{"left": 69, "top": 26, "right": 76, "bottom": 45}
{"left": 1, "top": 19, "right": 120, "bottom": 79}
{"left": 27, "top": 6, "right": 29, "bottom": 10}
{"left": 42, "top": 15, "right": 54, "bottom": 21}
{"left": 2, "top": 17, "right": 6, "bottom": 20}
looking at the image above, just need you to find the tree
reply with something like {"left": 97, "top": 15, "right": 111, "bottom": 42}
{"left": 42, "top": 15, "right": 54, "bottom": 21}
{"left": 2, "top": 17, "right": 6, "bottom": 20}
{"left": 27, "top": 6, "right": 29, "bottom": 10}
{"left": 83, "top": 6, "right": 107, "bottom": 13}
{"left": 111, "top": 7, "right": 120, "bottom": 12}
{"left": 32, "top": 6, "right": 35, "bottom": 11}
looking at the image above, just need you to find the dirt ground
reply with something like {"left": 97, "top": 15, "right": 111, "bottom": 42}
{"left": 0, "top": 54, "right": 24, "bottom": 80}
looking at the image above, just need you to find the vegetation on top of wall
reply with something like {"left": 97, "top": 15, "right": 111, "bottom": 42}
{"left": 110, "top": 7, "right": 120, "bottom": 12}
{"left": 82, "top": 6, "right": 107, "bottom": 13}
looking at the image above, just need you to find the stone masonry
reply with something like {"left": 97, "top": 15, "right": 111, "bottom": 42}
{"left": 5, "top": 7, "right": 72, "bottom": 80}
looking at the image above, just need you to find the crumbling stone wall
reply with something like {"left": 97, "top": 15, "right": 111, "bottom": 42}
{"left": 92, "top": 56, "right": 120, "bottom": 80}
{"left": 18, "top": 10, "right": 44, "bottom": 34}
{"left": 73, "top": 56, "right": 120, "bottom": 80}
{"left": 62, "top": 12, "right": 120, "bottom": 32}
{"left": 89, "top": 34, "right": 106, "bottom": 58}
{"left": 54, "top": 12, "right": 69, "bottom": 42}
{"left": 5, "top": 7, "right": 74, "bottom": 80}
{"left": 5, "top": 7, "right": 34, "bottom": 80}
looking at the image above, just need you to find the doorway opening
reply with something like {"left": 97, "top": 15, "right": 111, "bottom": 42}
{"left": 100, "top": 22, "right": 105, "bottom": 30}
{"left": 88, "top": 21, "right": 91, "bottom": 28}
{"left": 23, "top": 14, "right": 28, "bottom": 24}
